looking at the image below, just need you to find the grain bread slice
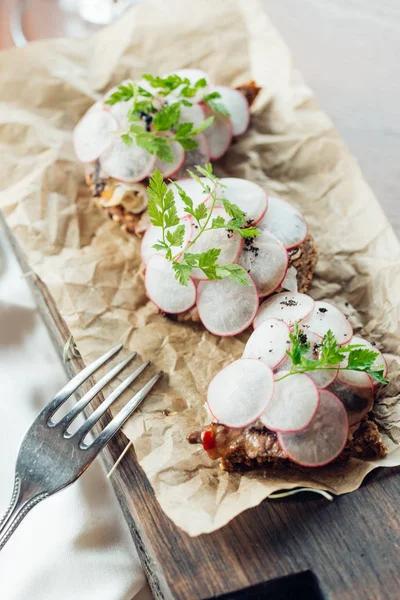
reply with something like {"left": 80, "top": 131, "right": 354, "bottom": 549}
{"left": 188, "top": 418, "right": 387, "bottom": 472}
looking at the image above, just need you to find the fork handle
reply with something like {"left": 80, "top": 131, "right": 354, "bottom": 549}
{"left": 0, "top": 476, "right": 48, "bottom": 551}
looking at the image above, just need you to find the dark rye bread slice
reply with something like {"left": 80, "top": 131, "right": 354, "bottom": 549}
{"left": 188, "top": 419, "right": 387, "bottom": 472}
{"left": 85, "top": 81, "right": 262, "bottom": 238}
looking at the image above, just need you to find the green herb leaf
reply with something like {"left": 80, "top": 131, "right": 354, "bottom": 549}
{"left": 121, "top": 133, "right": 133, "bottom": 146}
{"left": 177, "top": 138, "right": 199, "bottom": 151}
{"left": 190, "top": 116, "right": 214, "bottom": 135}
{"left": 172, "top": 262, "right": 192, "bottom": 286}
{"left": 194, "top": 203, "right": 208, "bottom": 222}
{"left": 166, "top": 224, "right": 185, "bottom": 247}
{"left": 222, "top": 198, "right": 246, "bottom": 222}
{"left": 104, "top": 83, "right": 135, "bottom": 105}
{"left": 175, "top": 122, "right": 193, "bottom": 138}
{"left": 279, "top": 323, "right": 389, "bottom": 385}
{"left": 215, "top": 264, "right": 250, "bottom": 285}
{"left": 153, "top": 102, "right": 181, "bottom": 131}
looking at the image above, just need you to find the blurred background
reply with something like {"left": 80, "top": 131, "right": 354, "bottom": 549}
{"left": 0, "top": 0, "right": 398, "bottom": 236}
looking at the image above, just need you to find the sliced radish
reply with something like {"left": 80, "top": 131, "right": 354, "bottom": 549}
{"left": 179, "top": 103, "right": 206, "bottom": 129}
{"left": 329, "top": 381, "right": 374, "bottom": 426}
{"left": 258, "top": 196, "right": 308, "bottom": 250}
{"left": 261, "top": 372, "right": 319, "bottom": 433}
{"left": 336, "top": 365, "right": 372, "bottom": 390}
{"left": 197, "top": 274, "right": 259, "bottom": 336}
{"left": 216, "top": 178, "right": 268, "bottom": 226}
{"left": 238, "top": 231, "right": 288, "bottom": 297}
{"left": 301, "top": 301, "right": 353, "bottom": 346}
{"left": 164, "top": 69, "right": 210, "bottom": 103}
{"left": 202, "top": 104, "right": 232, "bottom": 160}
{"left": 281, "top": 266, "right": 298, "bottom": 293}
{"left": 254, "top": 292, "right": 315, "bottom": 329}
{"left": 173, "top": 133, "right": 210, "bottom": 179}
{"left": 168, "top": 177, "right": 213, "bottom": 217}
{"left": 73, "top": 110, "right": 117, "bottom": 163}
{"left": 343, "top": 335, "right": 388, "bottom": 383}
{"left": 303, "top": 331, "right": 338, "bottom": 389}
{"left": 145, "top": 254, "right": 196, "bottom": 314}
{"left": 154, "top": 140, "right": 185, "bottom": 178}
{"left": 207, "top": 358, "right": 274, "bottom": 428}
{"left": 209, "top": 85, "right": 250, "bottom": 136}
{"left": 141, "top": 218, "right": 193, "bottom": 265}
{"left": 188, "top": 208, "right": 242, "bottom": 279}
{"left": 243, "top": 318, "right": 290, "bottom": 368}
{"left": 108, "top": 101, "right": 131, "bottom": 130}
{"left": 278, "top": 390, "right": 349, "bottom": 467}
{"left": 100, "top": 136, "right": 155, "bottom": 183}
{"left": 87, "top": 100, "right": 104, "bottom": 116}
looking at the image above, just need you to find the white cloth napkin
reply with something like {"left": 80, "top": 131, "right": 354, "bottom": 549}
{"left": 0, "top": 233, "right": 152, "bottom": 599}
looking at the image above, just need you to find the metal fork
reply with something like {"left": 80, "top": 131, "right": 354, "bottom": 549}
{"left": 0, "top": 344, "right": 162, "bottom": 551}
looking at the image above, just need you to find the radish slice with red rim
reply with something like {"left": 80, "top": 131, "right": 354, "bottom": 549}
{"left": 141, "top": 218, "right": 193, "bottom": 265}
{"left": 168, "top": 176, "right": 213, "bottom": 218}
{"left": 178, "top": 103, "right": 206, "bottom": 129}
{"left": 154, "top": 140, "right": 185, "bottom": 178}
{"left": 336, "top": 365, "right": 372, "bottom": 390}
{"left": 145, "top": 254, "right": 196, "bottom": 314}
{"left": 278, "top": 390, "right": 349, "bottom": 467}
{"left": 173, "top": 133, "right": 210, "bottom": 179}
{"left": 281, "top": 266, "right": 298, "bottom": 293}
{"left": 108, "top": 101, "right": 131, "bottom": 130}
{"left": 216, "top": 178, "right": 268, "bottom": 225}
{"left": 303, "top": 331, "right": 338, "bottom": 389}
{"left": 238, "top": 231, "right": 288, "bottom": 297}
{"left": 210, "top": 85, "right": 250, "bottom": 136}
{"left": 300, "top": 301, "right": 353, "bottom": 346}
{"left": 243, "top": 318, "right": 290, "bottom": 368}
{"left": 188, "top": 208, "right": 242, "bottom": 279}
{"left": 100, "top": 137, "right": 156, "bottom": 183}
{"left": 207, "top": 358, "right": 275, "bottom": 428}
{"left": 258, "top": 196, "right": 308, "bottom": 250}
{"left": 74, "top": 110, "right": 117, "bottom": 163}
{"left": 261, "top": 372, "right": 319, "bottom": 433}
{"left": 328, "top": 380, "right": 374, "bottom": 426}
{"left": 202, "top": 104, "right": 232, "bottom": 160}
{"left": 197, "top": 274, "right": 259, "bottom": 336}
{"left": 254, "top": 292, "right": 315, "bottom": 329}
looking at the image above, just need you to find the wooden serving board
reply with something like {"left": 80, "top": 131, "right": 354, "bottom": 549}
{"left": 3, "top": 213, "right": 399, "bottom": 600}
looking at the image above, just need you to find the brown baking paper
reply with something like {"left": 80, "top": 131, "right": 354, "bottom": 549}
{"left": 0, "top": 0, "right": 399, "bottom": 536}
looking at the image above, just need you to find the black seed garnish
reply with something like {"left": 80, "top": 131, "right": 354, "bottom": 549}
{"left": 299, "top": 333, "right": 308, "bottom": 344}
{"left": 280, "top": 299, "right": 297, "bottom": 307}
{"left": 318, "top": 307, "right": 328, "bottom": 313}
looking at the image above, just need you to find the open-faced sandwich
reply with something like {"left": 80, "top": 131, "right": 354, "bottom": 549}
{"left": 141, "top": 166, "right": 317, "bottom": 335}
{"left": 188, "top": 293, "right": 389, "bottom": 471}
{"left": 73, "top": 69, "right": 260, "bottom": 236}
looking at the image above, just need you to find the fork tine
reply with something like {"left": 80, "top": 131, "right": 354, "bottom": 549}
{"left": 40, "top": 343, "right": 124, "bottom": 422}
{"left": 75, "top": 360, "right": 151, "bottom": 440}
{"left": 83, "top": 371, "right": 163, "bottom": 453}
{"left": 58, "top": 352, "right": 137, "bottom": 432}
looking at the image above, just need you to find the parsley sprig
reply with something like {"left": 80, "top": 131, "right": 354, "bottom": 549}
{"left": 104, "top": 74, "right": 229, "bottom": 162}
{"left": 147, "top": 164, "right": 261, "bottom": 286}
{"left": 278, "top": 323, "right": 388, "bottom": 384}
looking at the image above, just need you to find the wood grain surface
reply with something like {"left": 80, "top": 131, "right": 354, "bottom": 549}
{"left": 2, "top": 213, "right": 400, "bottom": 600}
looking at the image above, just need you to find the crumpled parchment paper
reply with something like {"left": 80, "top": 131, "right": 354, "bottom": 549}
{"left": 0, "top": 0, "right": 399, "bottom": 536}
